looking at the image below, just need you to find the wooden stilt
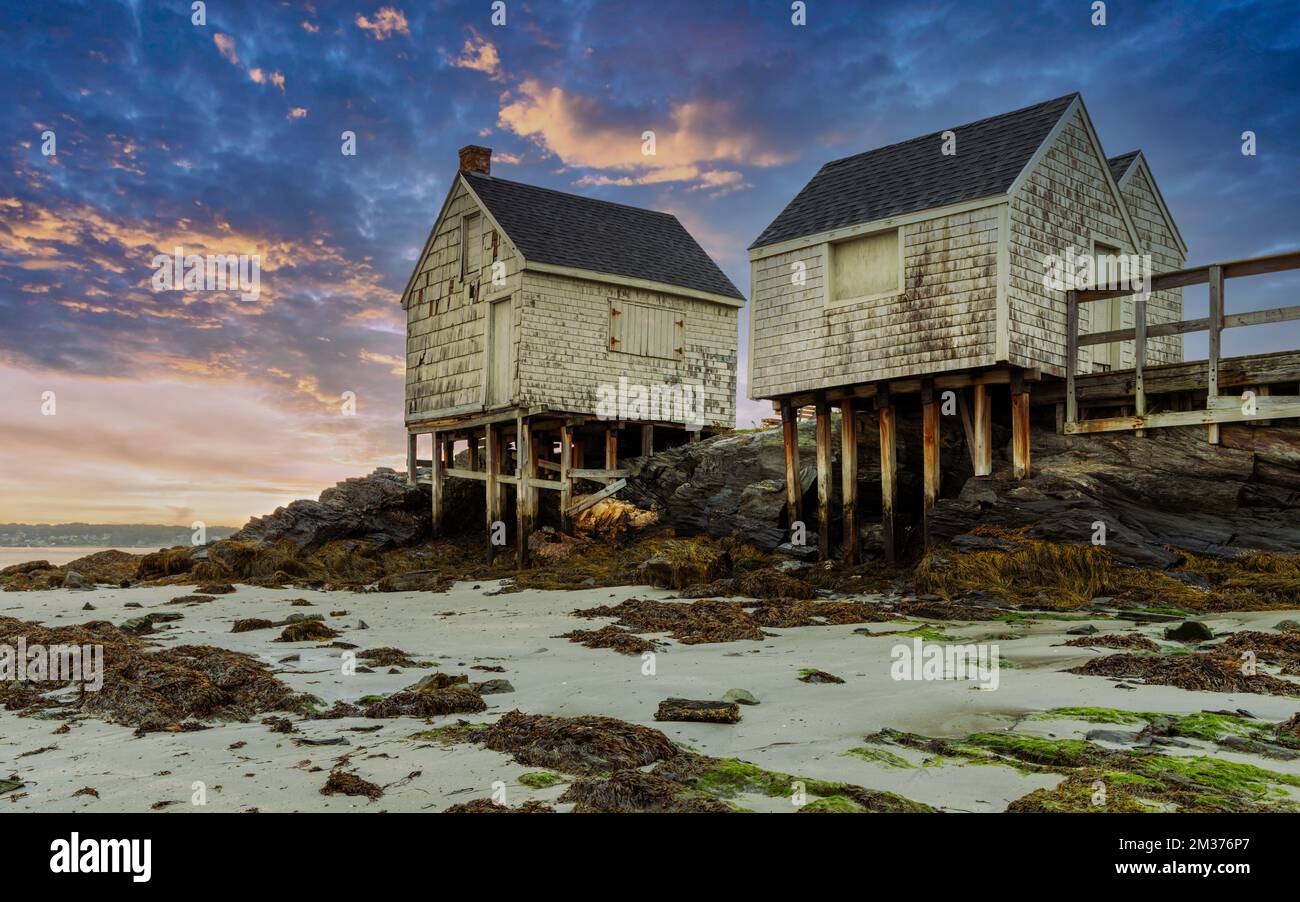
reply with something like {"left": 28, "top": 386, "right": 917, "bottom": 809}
{"left": 972, "top": 383, "right": 993, "bottom": 476}
{"left": 921, "top": 380, "right": 940, "bottom": 547}
{"left": 1010, "top": 370, "right": 1031, "bottom": 480}
{"left": 406, "top": 432, "right": 418, "bottom": 485}
{"left": 430, "top": 432, "right": 443, "bottom": 538}
{"left": 559, "top": 424, "right": 574, "bottom": 534}
{"left": 516, "top": 416, "right": 536, "bottom": 567}
{"left": 815, "top": 398, "right": 832, "bottom": 561}
{"left": 485, "top": 424, "right": 500, "bottom": 561}
{"left": 877, "top": 387, "right": 897, "bottom": 563}
{"left": 1065, "top": 289, "right": 1079, "bottom": 425}
{"left": 1207, "top": 264, "right": 1224, "bottom": 445}
{"left": 840, "top": 398, "right": 859, "bottom": 565}
{"left": 605, "top": 426, "right": 619, "bottom": 470}
{"left": 442, "top": 436, "right": 455, "bottom": 470}
{"left": 1055, "top": 402, "right": 1065, "bottom": 435}
{"left": 467, "top": 436, "right": 479, "bottom": 471}
{"left": 781, "top": 401, "right": 803, "bottom": 531}
{"left": 640, "top": 424, "right": 654, "bottom": 457}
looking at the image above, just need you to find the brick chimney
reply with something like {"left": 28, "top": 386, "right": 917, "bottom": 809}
{"left": 458, "top": 144, "right": 492, "bottom": 175}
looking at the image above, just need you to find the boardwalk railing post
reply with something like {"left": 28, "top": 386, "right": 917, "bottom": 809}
{"left": 814, "top": 397, "right": 832, "bottom": 561}
{"left": 1065, "top": 289, "right": 1079, "bottom": 426}
{"left": 840, "top": 398, "right": 859, "bottom": 565}
{"left": 781, "top": 400, "right": 802, "bottom": 531}
{"left": 921, "top": 379, "right": 939, "bottom": 547}
{"left": 1134, "top": 296, "right": 1147, "bottom": 437}
{"left": 1207, "top": 264, "right": 1224, "bottom": 445}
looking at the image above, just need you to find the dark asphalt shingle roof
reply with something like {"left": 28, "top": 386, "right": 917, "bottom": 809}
{"left": 749, "top": 93, "right": 1079, "bottom": 250}
{"left": 464, "top": 171, "right": 744, "bottom": 301}
{"left": 1107, "top": 150, "right": 1141, "bottom": 183}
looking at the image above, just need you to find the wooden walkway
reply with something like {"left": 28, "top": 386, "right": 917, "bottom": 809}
{"left": 1057, "top": 250, "right": 1300, "bottom": 439}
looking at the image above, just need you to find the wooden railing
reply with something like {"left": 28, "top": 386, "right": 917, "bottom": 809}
{"left": 1064, "top": 250, "right": 1300, "bottom": 440}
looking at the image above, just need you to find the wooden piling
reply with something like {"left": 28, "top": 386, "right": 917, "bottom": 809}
{"left": 781, "top": 401, "right": 802, "bottom": 530}
{"left": 921, "top": 380, "right": 939, "bottom": 547}
{"left": 815, "top": 398, "right": 832, "bottom": 561}
{"left": 406, "top": 432, "right": 418, "bottom": 486}
{"left": 605, "top": 426, "right": 619, "bottom": 470}
{"left": 430, "top": 432, "right": 443, "bottom": 538}
{"left": 640, "top": 423, "right": 654, "bottom": 457}
{"left": 840, "top": 398, "right": 859, "bottom": 565}
{"left": 484, "top": 424, "right": 500, "bottom": 561}
{"left": 972, "top": 383, "right": 993, "bottom": 476}
{"left": 559, "top": 424, "right": 574, "bottom": 534}
{"left": 1010, "top": 370, "right": 1031, "bottom": 480}
{"left": 877, "top": 387, "right": 897, "bottom": 563}
{"left": 516, "top": 416, "right": 536, "bottom": 567}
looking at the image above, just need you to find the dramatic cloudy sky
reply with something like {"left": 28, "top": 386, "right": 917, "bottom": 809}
{"left": 1, "top": 0, "right": 1297, "bottom": 527}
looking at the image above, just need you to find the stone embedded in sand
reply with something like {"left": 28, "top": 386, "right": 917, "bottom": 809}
{"left": 1164, "top": 621, "right": 1215, "bottom": 642}
{"left": 722, "top": 688, "right": 759, "bottom": 705}
{"left": 654, "top": 698, "right": 741, "bottom": 724}
{"left": 474, "top": 679, "right": 514, "bottom": 695}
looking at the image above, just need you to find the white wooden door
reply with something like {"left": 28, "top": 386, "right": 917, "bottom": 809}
{"left": 487, "top": 298, "right": 513, "bottom": 407}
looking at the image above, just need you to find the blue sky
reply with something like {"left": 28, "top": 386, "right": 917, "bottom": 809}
{"left": 1, "top": 0, "right": 1297, "bottom": 524}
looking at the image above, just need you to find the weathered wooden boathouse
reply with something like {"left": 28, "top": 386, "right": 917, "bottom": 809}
{"left": 401, "top": 146, "right": 745, "bottom": 564}
{"left": 747, "top": 93, "right": 1300, "bottom": 563}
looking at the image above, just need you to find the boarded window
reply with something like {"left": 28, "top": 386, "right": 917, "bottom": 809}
{"left": 1092, "top": 240, "right": 1124, "bottom": 371}
{"left": 461, "top": 213, "right": 481, "bottom": 277}
{"left": 609, "top": 300, "right": 682, "bottom": 359}
{"left": 829, "top": 229, "right": 900, "bottom": 305}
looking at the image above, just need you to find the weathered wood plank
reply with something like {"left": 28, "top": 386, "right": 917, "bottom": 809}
{"left": 1034, "top": 350, "right": 1300, "bottom": 404}
{"left": 1065, "top": 289, "right": 1079, "bottom": 424}
{"left": 1208, "top": 264, "right": 1224, "bottom": 445}
{"left": 559, "top": 425, "right": 573, "bottom": 534}
{"left": 568, "top": 478, "right": 627, "bottom": 515}
{"left": 430, "top": 434, "right": 443, "bottom": 537}
{"left": 1010, "top": 371, "right": 1031, "bottom": 479}
{"left": 517, "top": 416, "right": 537, "bottom": 567}
{"left": 406, "top": 432, "right": 418, "bottom": 486}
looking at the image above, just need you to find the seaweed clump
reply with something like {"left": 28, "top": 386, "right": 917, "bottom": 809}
{"left": 479, "top": 711, "right": 680, "bottom": 775}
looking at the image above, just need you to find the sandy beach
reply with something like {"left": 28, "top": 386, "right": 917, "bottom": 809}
{"left": 3, "top": 579, "right": 1298, "bottom": 813}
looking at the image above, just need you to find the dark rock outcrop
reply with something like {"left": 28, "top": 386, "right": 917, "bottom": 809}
{"left": 234, "top": 468, "right": 428, "bottom": 552}
{"left": 622, "top": 417, "right": 1300, "bottom": 566}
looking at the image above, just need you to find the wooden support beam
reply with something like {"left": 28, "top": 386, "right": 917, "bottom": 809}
{"left": 516, "top": 416, "right": 537, "bottom": 567}
{"left": 559, "top": 425, "right": 573, "bottom": 534}
{"left": 1063, "top": 396, "right": 1300, "bottom": 433}
{"left": 815, "top": 398, "right": 832, "bottom": 562}
{"left": 1055, "top": 402, "right": 1065, "bottom": 435}
{"left": 1065, "top": 290, "right": 1079, "bottom": 425}
{"left": 605, "top": 426, "right": 619, "bottom": 470}
{"left": 640, "top": 424, "right": 654, "bottom": 457}
{"left": 921, "top": 380, "right": 940, "bottom": 548}
{"left": 972, "top": 383, "right": 993, "bottom": 476}
{"left": 430, "top": 433, "right": 443, "bottom": 537}
{"left": 570, "top": 468, "right": 630, "bottom": 481}
{"left": 957, "top": 388, "right": 976, "bottom": 469}
{"left": 1010, "top": 371, "right": 1031, "bottom": 480}
{"left": 467, "top": 436, "right": 479, "bottom": 472}
{"left": 840, "top": 398, "right": 859, "bottom": 565}
{"left": 1207, "top": 264, "right": 1224, "bottom": 444}
{"left": 568, "top": 478, "right": 627, "bottom": 516}
{"left": 484, "top": 424, "right": 501, "bottom": 561}
{"left": 877, "top": 388, "right": 897, "bottom": 563}
{"left": 781, "top": 401, "right": 802, "bottom": 531}
{"left": 406, "top": 432, "right": 418, "bottom": 485}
